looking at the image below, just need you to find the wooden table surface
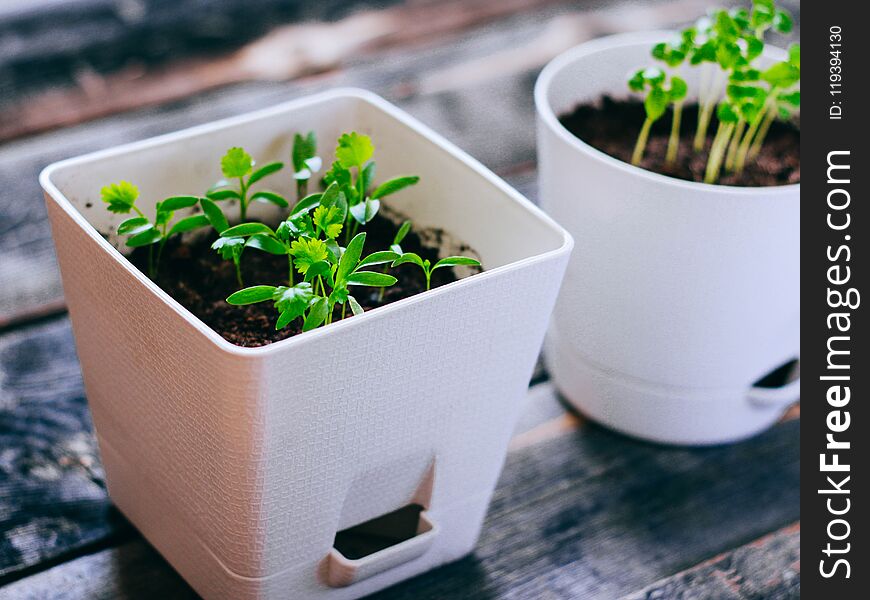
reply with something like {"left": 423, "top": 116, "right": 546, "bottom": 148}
{"left": 0, "top": 1, "right": 800, "bottom": 598}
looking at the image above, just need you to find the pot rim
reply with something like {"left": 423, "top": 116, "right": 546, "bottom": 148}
{"left": 534, "top": 30, "right": 800, "bottom": 196}
{"left": 41, "top": 87, "right": 573, "bottom": 357}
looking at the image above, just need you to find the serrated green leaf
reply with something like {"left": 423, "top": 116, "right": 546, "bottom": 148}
{"left": 370, "top": 176, "right": 420, "bottom": 199}
{"left": 221, "top": 223, "right": 275, "bottom": 238}
{"left": 272, "top": 282, "right": 314, "bottom": 317}
{"left": 212, "top": 236, "right": 245, "bottom": 260}
{"left": 126, "top": 227, "right": 163, "bottom": 247}
{"left": 313, "top": 205, "right": 344, "bottom": 239}
{"left": 168, "top": 214, "right": 210, "bottom": 237}
{"left": 247, "top": 162, "right": 283, "bottom": 186}
{"left": 347, "top": 271, "right": 397, "bottom": 287}
{"left": 200, "top": 197, "right": 229, "bottom": 233}
{"left": 221, "top": 147, "right": 253, "bottom": 178}
{"left": 226, "top": 285, "right": 277, "bottom": 305}
{"left": 100, "top": 181, "right": 139, "bottom": 213}
{"left": 290, "top": 237, "right": 330, "bottom": 275}
{"left": 335, "top": 132, "right": 374, "bottom": 169}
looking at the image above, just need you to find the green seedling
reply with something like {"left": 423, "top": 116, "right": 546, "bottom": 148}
{"left": 323, "top": 132, "right": 420, "bottom": 243}
{"left": 292, "top": 131, "right": 322, "bottom": 199}
{"left": 391, "top": 253, "right": 481, "bottom": 291}
{"left": 628, "top": 0, "right": 798, "bottom": 183}
{"left": 101, "top": 181, "right": 210, "bottom": 277}
{"left": 227, "top": 232, "right": 399, "bottom": 331}
{"left": 207, "top": 147, "right": 287, "bottom": 221}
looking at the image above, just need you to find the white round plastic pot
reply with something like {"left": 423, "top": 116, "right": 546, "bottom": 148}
{"left": 535, "top": 33, "right": 799, "bottom": 446}
{"left": 41, "top": 89, "right": 572, "bottom": 600}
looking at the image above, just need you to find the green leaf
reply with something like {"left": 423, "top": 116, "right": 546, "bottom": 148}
{"left": 392, "top": 252, "right": 426, "bottom": 270}
{"left": 761, "top": 62, "right": 800, "bottom": 88}
{"left": 206, "top": 189, "right": 242, "bottom": 201}
{"left": 227, "top": 285, "right": 277, "bottom": 305}
{"left": 745, "top": 37, "right": 764, "bottom": 61}
{"left": 338, "top": 232, "right": 366, "bottom": 283}
{"left": 246, "top": 233, "right": 287, "bottom": 255}
{"left": 100, "top": 181, "right": 139, "bottom": 214}
{"left": 290, "top": 237, "right": 330, "bottom": 275}
{"left": 250, "top": 191, "right": 289, "bottom": 208}
{"left": 432, "top": 256, "right": 482, "bottom": 271}
{"left": 319, "top": 181, "right": 348, "bottom": 223}
{"left": 159, "top": 195, "right": 199, "bottom": 212}
{"left": 669, "top": 76, "right": 688, "bottom": 102}
{"left": 357, "top": 251, "right": 400, "bottom": 269}
{"left": 117, "top": 217, "right": 151, "bottom": 235}
{"left": 303, "top": 260, "right": 331, "bottom": 282}
{"left": 717, "top": 101, "right": 739, "bottom": 123}
{"left": 290, "top": 192, "right": 323, "bottom": 219}
{"left": 313, "top": 205, "right": 344, "bottom": 239}
{"left": 273, "top": 282, "right": 314, "bottom": 316}
{"left": 773, "top": 9, "right": 792, "bottom": 33}
{"left": 644, "top": 86, "right": 669, "bottom": 122}
{"left": 715, "top": 42, "right": 741, "bottom": 69}
{"left": 348, "top": 295, "right": 364, "bottom": 316}
{"left": 394, "top": 220, "right": 412, "bottom": 246}
{"left": 221, "top": 147, "right": 253, "bottom": 179}
{"left": 200, "top": 198, "right": 229, "bottom": 233}
{"left": 168, "top": 214, "right": 210, "bottom": 237}
{"left": 335, "top": 132, "right": 374, "bottom": 169}
{"left": 627, "top": 69, "right": 645, "bottom": 92}
{"left": 370, "top": 176, "right": 420, "bottom": 199}
{"left": 347, "top": 271, "right": 397, "bottom": 287}
{"left": 651, "top": 42, "right": 667, "bottom": 60}
{"left": 779, "top": 90, "right": 800, "bottom": 107}
{"left": 349, "top": 197, "right": 380, "bottom": 225}
{"left": 275, "top": 310, "right": 295, "bottom": 330}
{"left": 211, "top": 236, "right": 245, "bottom": 260}
{"left": 303, "top": 297, "right": 329, "bottom": 331}
{"left": 788, "top": 43, "right": 800, "bottom": 68}
{"left": 360, "top": 162, "right": 376, "bottom": 194}
{"left": 247, "top": 162, "right": 283, "bottom": 186}
{"left": 324, "top": 239, "right": 342, "bottom": 263}
{"left": 221, "top": 222, "right": 275, "bottom": 238}
{"left": 126, "top": 227, "right": 163, "bottom": 247}
{"left": 642, "top": 67, "right": 665, "bottom": 85}
{"left": 292, "top": 132, "right": 317, "bottom": 172}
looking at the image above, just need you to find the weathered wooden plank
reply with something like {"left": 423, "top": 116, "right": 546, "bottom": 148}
{"left": 0, "top": 413, "right": 799, "bottom": 599}
{"left": 0, "top": 318, "right": 133, "bottom": 581}
{"left": 0, "top": 0, "right": 711, "bottom": 142}
{"left": 621, "top": 523, "right": 800, "bottom": 600}
{"left": 0, "top": 0, "right": 723, "bottom": 323}
{"left": 0, "top": 315, "right": 564, "bottom": 582}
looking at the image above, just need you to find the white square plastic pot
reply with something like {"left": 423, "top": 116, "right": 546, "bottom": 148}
{"left": 535, "top": 33, "right": 799, "bottom": 446}
{"left": 40, "top": 89, "right": 572, "bottom": 600}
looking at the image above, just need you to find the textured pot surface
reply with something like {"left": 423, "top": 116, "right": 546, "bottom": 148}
{"left": 535, "top": 33, "right": 799, "bottom": 445}
{"left": 41, "top": 89, "right": 572, "bottom": 599}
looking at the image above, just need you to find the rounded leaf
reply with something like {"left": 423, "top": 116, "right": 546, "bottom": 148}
{"left": 221, "top": 147, "right": 253, "bottom": 178}
{"left": 126, "top": 227, "right": 163, "bottom": 247}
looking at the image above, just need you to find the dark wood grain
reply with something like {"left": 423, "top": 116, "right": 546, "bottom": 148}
{"left": 621, "top": 523, "right": 800, "bottom": 600}
{"left": 0, "top": 318, "right": 133, "bottom": 582}
{"left": 0, "top": 390, "right": 799, "bottom": 598}
{"left": 0, "top": 0, "right": 720, "bottom": 323}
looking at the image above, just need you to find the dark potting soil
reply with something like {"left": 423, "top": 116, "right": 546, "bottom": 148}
{"left": 129, "top": 214, "right": 471, "bottom": 347}
{"left": 558, "top": 97, "right": 800, "bottom": 187}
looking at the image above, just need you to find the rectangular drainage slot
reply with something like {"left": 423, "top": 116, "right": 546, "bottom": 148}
{"left": 333, "top": 504, "right": 425, "bottom": 560}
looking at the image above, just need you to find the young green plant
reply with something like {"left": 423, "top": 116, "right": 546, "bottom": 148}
{"left": 391, "top": 253, "right": 481, "bottom": 292}
{"left": 207, "top": 147, "right": 287, "bottom": 221}
{"left": 101, "top": 181, "right": 211, "bottom": 277}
